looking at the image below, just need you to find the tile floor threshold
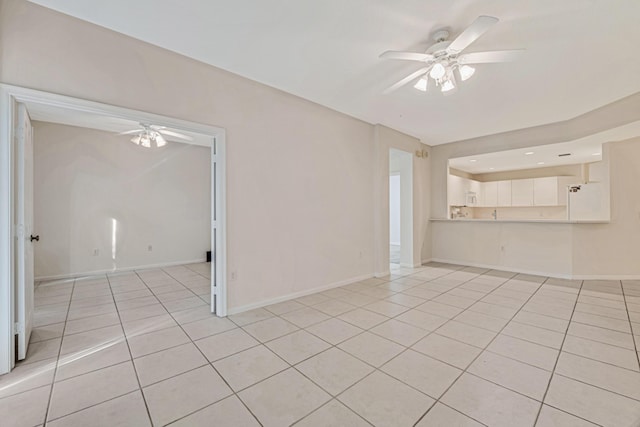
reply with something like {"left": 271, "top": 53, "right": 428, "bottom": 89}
{"left": 2, "top": 262, "right": 640, "bottom": 426}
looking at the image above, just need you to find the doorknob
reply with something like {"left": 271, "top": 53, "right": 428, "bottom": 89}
{"left": 30, "top": 235, "right": 39, "bottom": 242}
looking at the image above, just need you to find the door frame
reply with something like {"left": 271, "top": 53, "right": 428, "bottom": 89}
{"left": 0, "top": 84, "right": 228, "bottom": 374}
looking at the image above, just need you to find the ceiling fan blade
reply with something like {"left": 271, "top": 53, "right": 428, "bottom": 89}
{"left": 158, "top": 129, "right": 193, "bottom": 141}
{"left": 383, "top": 66, "right": 430, "bottom": 94}
{"left": 118, "top": 129, "right": 144, "bottom": 136}
{"left": 446, "top": 15, "right": 499, "bottom": 55}
{"left": 458, "top": 49, "right": 524, "bottom": 64}
{"left": 380, "top": 51, "right": 434, "bottom": 62}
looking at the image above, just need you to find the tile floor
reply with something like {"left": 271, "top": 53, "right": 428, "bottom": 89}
{"left": 2, "top": 262, "right": 640, "bottom": 426}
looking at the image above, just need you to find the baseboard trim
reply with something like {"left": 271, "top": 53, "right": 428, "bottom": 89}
{"left": 35, "top": 258, "right": 207, "bottom": 281}
{"left": 429, "top": 258, "right": 573, "bottom": 279}
{"left": 428, "top": 258, "right": 640, "bottom": 280}
{"left": 569, "top": 274, "right": 640, "bottom": 280}
{"left": 227, "top": 272, "right": 374, "bottom": 315}
{"left": 374, "top": 270, "right": 390, "bottom": 278}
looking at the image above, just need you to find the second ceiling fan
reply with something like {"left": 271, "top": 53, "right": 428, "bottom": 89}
{"left": 381, "top": 16, "right": 524, "bottom": 94}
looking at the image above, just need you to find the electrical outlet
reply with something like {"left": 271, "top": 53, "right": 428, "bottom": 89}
{"left": 500, "top": 245, "right": 505, "bottom": 252}
{"left": 93, "top": 249, "right": 99, "bottom": 256}
{"left": 148, "top": 245, "right": 153, "bottom": 252}
{"left": 230, "top": 271, "right": 237, "bottom": 281}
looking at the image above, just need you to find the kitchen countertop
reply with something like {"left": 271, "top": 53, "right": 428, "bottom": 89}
{"left": 430, "top": 218, "right": 610, "bottom": 224}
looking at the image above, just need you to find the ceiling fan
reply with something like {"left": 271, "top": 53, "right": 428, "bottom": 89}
{"left": 380, "top": 16, "right": 523, "bottom": 94}
{"left": 118, "top": 123, "right": 193, "bottom": 148}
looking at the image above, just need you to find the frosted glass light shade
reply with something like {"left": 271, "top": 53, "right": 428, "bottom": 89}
{"left": 429, "top": 63, "right": 446, "bottom": 79}
{"left": 414, "top": 77, "right": 428, "bottom": 92}
{"left": 459, "top": 65, "right": 475, "bottom": 81}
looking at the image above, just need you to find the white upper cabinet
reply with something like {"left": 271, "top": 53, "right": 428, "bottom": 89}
{"left": 449, "top": 173, "right": 576, "bottom": 209}
{"left": 511, "top": 179, "right": 534, "bottom": 206}
{"left": 533, "top": 177, "right": 558, "bottom": 206}
{"left": 448, "top": 173, "right": 466, "bottom": 206}
{"left": 497, "top": 180, "right": 512, "bottom": 207}
{"left": 467, "top": 179, "right": 480, "bottom": 206}
{"left": 481, "top": 181, "right": 498, "bottom": 207}
{"left": 533, "top": 176, "right": 576, "bottom": 206}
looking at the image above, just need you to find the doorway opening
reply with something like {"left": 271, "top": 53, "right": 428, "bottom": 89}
{"left": 0, "top": 85, "right": 227, "bottom": 374}
{"left": 389, "top": 148, "right": 413, "bottom": 270}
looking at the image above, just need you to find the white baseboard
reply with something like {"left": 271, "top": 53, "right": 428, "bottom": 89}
{"left": 569, "top": 274, "right": 640, "bottom": 280}
{"left": 428, "top": 258, "right": 640, "bottom": 280}
{"left": 429, "top": 258, "right": 573, "bottom": 279}
{"left": 375, "top": 270, "right": 390, "bottom": 278}
{"left": 227, "top": 272, "right": 374, "bottom": 315}
{"left": 35, "top": 258, "right": 207, "bottom": 281}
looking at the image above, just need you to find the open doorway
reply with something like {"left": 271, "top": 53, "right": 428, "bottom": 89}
{"left": 0, "top": 85, "right": 226, "bottom": 374}
{"left": 389, "top": 173, "right": 401, "bottom": 265}
{"left": 389, "top": 149, "right": 413, "bottom": 269}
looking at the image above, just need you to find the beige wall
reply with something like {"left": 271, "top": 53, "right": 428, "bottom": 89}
{"left": 431, "top": 221, "right": 574, "bottom": 277}
{"left": 572, "top": 138, "right": 640, "bottom": 277}
{"left": 33, "top": 122, "right": 211, "bottom": 278}
{"left": 0, "top": 0, "right": 382, "bottom": 311}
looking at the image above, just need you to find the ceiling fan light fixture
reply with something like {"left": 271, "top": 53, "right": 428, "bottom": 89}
{"left": 154, "top": 133, "right": 167, "bottom": 147}
{"left": 459, "top": 65, "right": 475, "bottom": 81}
{"left": 140, "top": 135, "right": 152, "bottom": 148}
{"left": 414, "top": 77, "right": 428, "bottom": 92}
{"left": 441, "top": 78, "right": 456, "bottom": 92}
{"left": 429, "top": 63, "right": 446, "bottom": 79}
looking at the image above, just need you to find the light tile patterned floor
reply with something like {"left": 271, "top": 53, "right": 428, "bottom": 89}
{"left": 2, "top": 262, "right": 640, "bottom": 426}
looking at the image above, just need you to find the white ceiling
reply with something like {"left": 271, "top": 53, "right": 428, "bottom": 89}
{"left": 448, "top": 120, "right": 640, "bottom": 173}
{"left": 28, "top": 0, "right": 640, "bottom": 145}
{"left": 26, "top": 102, "right": 213, "bottom": 146}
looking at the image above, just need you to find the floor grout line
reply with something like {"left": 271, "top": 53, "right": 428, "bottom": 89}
{"left": 19, "top": 263, "right": 639, "bottom": 427}
{"left": 105, "top": 272, "right": 155, "bottom": 427}
{"left": 532, "top": 277, "right": 584, "bottom": 426}
{"left": 134, "top": 269, "right": 265, "bottom": 427}
{"left": 411, "top": 274, "right": 550, "bottom": 426}
{"left": 41, "top": 276, "right": 76, "bottom": 426}
{"left": 620, "top": 281, "right": 640, "bottom": 370}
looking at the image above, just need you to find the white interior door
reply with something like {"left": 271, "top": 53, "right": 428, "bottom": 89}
{"left": 16, "top": 103, "right": 35, "bottom": 360}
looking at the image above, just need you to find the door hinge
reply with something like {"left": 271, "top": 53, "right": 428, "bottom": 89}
{"left": 212, "top": 154, "right": 217, "bottom": 163}
{"left": 212, "top": 286, "right": 218, "bottom": 296}
{"left": 14, "top": 322, "right": 23, "bottom": 335}
{"left": 212, "top": 220, "right": 217, "bottom": 229}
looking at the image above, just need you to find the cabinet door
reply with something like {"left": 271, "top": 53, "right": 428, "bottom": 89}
{"left": 481, "top": 181, "right": 498, "bottom": 207}
{"left": 511, "top": 179, "right": 534, "bottom": 206}
{"left": 448, "top": 174, "right": 465, "bottom": 206}
{"left": 497, "top": 180, "right": 512, "bottom": 206}
{"left": 533, "top": 177, "right": 558, "bottom": 206}
{"left": 467, "top": 179, "right": 481, "bottom": 206}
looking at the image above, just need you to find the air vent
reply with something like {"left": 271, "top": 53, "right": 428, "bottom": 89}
{"left": 558, "top": 153, "right": 572, "bottom": 157}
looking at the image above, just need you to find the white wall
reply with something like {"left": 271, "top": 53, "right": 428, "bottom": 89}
{"left": 388, "top": 175, "right": 400, "bottom": 246}
{"left": 0, "top": 0, "right": 376, "bottom": 311}
{"left": 33, "top": 122, "right": 211, "bottom": 278}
